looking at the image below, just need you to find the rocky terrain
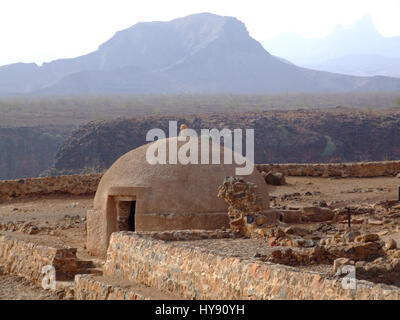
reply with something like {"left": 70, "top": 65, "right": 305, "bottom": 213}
{"left": 3, "top": 107, "right": 400, "bottom": 180}
{"left": 47, "top": 109, "right": 400, "bottom": 176}
{"left": 0, "top": 127, "right": 66, "bottom": 180}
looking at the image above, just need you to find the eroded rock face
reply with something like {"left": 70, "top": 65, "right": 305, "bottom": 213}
{"left": 217, "top": 176, "right": 264, "bottom": 235}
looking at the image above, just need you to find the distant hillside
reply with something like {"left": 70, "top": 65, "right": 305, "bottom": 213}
{"left": 45, "top": 109, "right": 400, "bottom": 176}
{"left": 263, "top": 15, "right": 400, "bottom": 78}
{"left": 305, "top": 54, "right": 400, "bottom": 78}
{"left": 0, "top": 127, "right": 65, "bottom": 180}
{"left": 1, "top": 13, "right": 400, "bottom": 95}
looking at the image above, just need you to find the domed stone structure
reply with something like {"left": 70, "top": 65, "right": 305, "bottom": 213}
{"left": 87, "top": 135, "right": 272, "bottom": 256}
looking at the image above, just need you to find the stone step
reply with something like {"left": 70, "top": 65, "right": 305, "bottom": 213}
{"left": 76, "top": 258, "right": 104, "bottom": 269}
{"left": 74, "top": 274, "right": 183, "bottom": 300}
{"left": 86, "top": 268, "right": 103, "bottom": 276}
{"left": 76, "top": 267, "right": 103, "bottom": 276}
{"left": 90, "top": 259, "right": 104, "bottom": 269}
{"left": 77, "top": 260, "right": 94, "bottom": 269}
{"left": 54, "top": 280, "right": 76, "bottom": 300}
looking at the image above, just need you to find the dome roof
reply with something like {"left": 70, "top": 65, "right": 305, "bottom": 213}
{"left": 94, "top": 136, "right": 269, "bottom": 215}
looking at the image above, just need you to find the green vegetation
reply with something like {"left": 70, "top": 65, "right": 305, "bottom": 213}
{"left": 39, "top": 132, "right": 63, "bottom": 143}
{"left": 322, "top": 136, "right": 336, "bottom": 157}
{"left": 277, "top": 125, "right": 289, "bottom": 139}
{"left": 395, "top": 96, "right": 400, "bottom": 107}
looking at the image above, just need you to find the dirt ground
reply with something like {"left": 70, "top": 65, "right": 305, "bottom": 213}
{"left": 0, "top": 176, "right": 400, "bottom": 299}
{"left": 268, "top": 176, "right": 400, "bottom": 207}
{"left": 270, "top": 176, "right": 400, "bottom": 244}
{"left": 0, "top": 272, "right": 59, "bottom": 300}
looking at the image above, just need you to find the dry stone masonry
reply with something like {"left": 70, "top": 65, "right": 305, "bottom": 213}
{"left": 217, "top": 176, "right": 264, "bottom": 236}
{"left": 2, "top": 159, "right": 400, "bottom": 300}
{"left": 102, "top": 232, "right": 400, "bottom": 300}
{"left": 0, "top": 174, "right": 101, "bottom": 201}
{"left": 257, "top": 160, "right": 400, "bottom": 178}
{"left": 0, "top": 235, "right": 79, "bottom": 283}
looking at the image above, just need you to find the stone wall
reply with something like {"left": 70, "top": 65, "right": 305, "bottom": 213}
{"left": 257, "top": 161, "right": 400, "bottom": 178}
{"left": 103, "top": 232, "right": 400, "bottom": 300}
{"left": 0, "top": 174, "right": 102, "bottom": 201}
{"left": 0, "top": 235, "right": 78, "bottom": 283}
{"left": 75, "top": 275, "right": 151, "bottom": 300}
{"left": 1, "top": 160, "right": 400, "bottom": 201}
{"left": 135, "top": 230, "right": 234, "bottom": 241}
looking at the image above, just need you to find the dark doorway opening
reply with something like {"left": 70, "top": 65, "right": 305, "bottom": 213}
{"left": 117, "top": 200, "right": 136, "bottom": 232}
{"left": 129, "top": 201, "right": 136, "bottom": 231}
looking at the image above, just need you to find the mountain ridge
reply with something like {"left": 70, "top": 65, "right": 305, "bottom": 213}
{"left": 263, "top": 15, "right": 400, "bottom": 77}
{"left": 45, "top": 109, "right": 400, "bottom": 177}
{"left": 1, "top": 12, "right": 400, "bottom": 95}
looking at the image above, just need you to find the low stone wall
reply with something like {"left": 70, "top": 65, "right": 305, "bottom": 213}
{"left": 257, "top": 161, "right": 400, "bottom": 178}
{"left": 0, "top": 161, "right": 400, "bottom": 200}
{"left": 103, "top": 232, "right": 400, "bottom": 300}
{"left": 0, "top": 160, "right": 399, "bottom": 201}
{"left": 0, "top": 235, "right": 78, "bottom": 283}
{"left": 135, "top": 229, "right": 234, "bottom": 241}
{"left": 75, "top": 275, "right": 151, "bottom": 300}
{"left": 0, "top": 174, "right": 102, "bottom": 201}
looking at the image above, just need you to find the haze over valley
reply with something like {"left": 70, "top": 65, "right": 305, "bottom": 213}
{"left": 1, "top": 13, "right": 400, "bottom": 96}
{"left": 264, "top": 15, "right": 400, "bottom": 78}
{"left": 0, "top": 8, "right": 400, "bottom": 180}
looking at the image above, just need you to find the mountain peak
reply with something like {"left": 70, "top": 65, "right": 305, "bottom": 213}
{"left": 95, "top": 12, "right": 255, "bottom": 72}
{"left": 332, "top": 14, "right": 380, "bottom": 37}
{"left": 1, "top": 13, "right": 400, "bottom": 96}
{"left": 355, "top": 14, "right": 376, "bottom": 29}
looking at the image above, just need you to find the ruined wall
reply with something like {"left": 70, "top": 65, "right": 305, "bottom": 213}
{"left": 103, "top": 232, "right": 400, "bottom": 300}
{"left": 135, "top": 230, "right": 234, "bottom": 241}
{"left": 257, "top": 161, "right": 400, "bottom": 178}
{"left": 1, "top": 160, "right": 400, "bottom": 201}
{"left": 75, "top": 275, "right": 151, "bottom": 300}
{"left": 0, "top": 235, "right": 78, "bottom": 283}
{"left": 0, "top": 174, "right": 102, "bottom": 201}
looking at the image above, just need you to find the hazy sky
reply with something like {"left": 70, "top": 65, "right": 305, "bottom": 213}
{"left": 1, "top": 0, "right": 399, "bottom": 66}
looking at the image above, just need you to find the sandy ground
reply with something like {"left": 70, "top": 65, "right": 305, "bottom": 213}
{"left": 0, "top": 272, "right": 59, "bottom": 300}
{"left": 268, "top": 176, "right": 400, "bottom": 207}
{"left": 0, "top": 176, "right": 399, "bottom": 299}
{"left": 0, "top": 194, "right": 92, "bottom": 223}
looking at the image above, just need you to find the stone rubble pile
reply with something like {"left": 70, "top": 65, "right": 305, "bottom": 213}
{"left": 217, "top": 176, "right": 265, "bottom": 236}
{"left": 333, "top": 238, "right": 400, "bottom": 286}
{"left": 217, "top": 176, "right": 400, "bottom": 287}
{"left": 0, "top": 221, "right": 39, "bottom": 234}
{"left": 265, "top": 231, "right": 388, "bottom": 266}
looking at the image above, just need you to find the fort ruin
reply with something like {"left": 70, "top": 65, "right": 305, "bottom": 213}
{"left": 87, "top": 133, "right": 273, "bottom": 257}
{"left": 1, "top": 157, "right": 400, "bottom": 299}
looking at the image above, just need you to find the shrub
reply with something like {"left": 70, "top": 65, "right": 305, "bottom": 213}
{"left": 322, "top": 136, "right": 336, "bottom": 157}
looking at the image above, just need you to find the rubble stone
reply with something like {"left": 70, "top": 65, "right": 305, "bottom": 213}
{"left": 301, "top": 207, "right": 334, "bottom": 222}
{"left": 217, "top": 176, "right": 266, "bottom": 235}
{"left": 333, "top": 258, "right": 351, "bottom": 273}
{"left": 385, "top": 238, "right": 397, "bottom": 250}
{"left": 262, "top": 171, "right": 286, "bottom": 185}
